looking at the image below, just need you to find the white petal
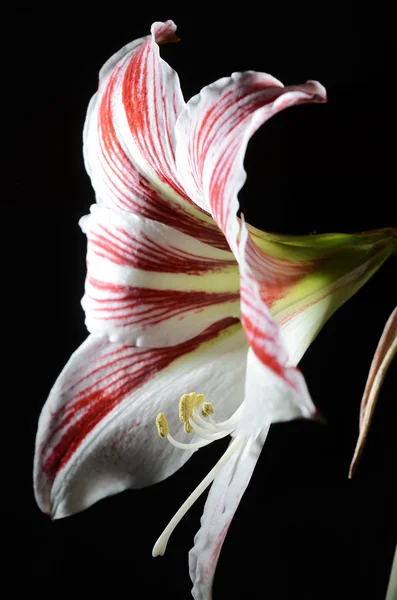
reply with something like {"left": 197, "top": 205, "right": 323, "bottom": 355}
{"left": 237, "top": 348, "right": 315, "bottom": 438}
{"left": 189, "top": 429, "right": 269, "bottom": 600}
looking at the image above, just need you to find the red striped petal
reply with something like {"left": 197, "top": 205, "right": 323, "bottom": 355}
{"left": 175, "top": 73, "right": 325, "bottom": 418}
{"left": 236, "top": 222, "right": 316, "bottom": 429}
{"left": 81, "top": 206, "right": 240, "bottom": 346}
{"left": 176, "top": 73, "right": 326, "bottom": 253}
{"left": 84, "top": 20, "right": 228, "bottom": 250}
{"left": 34, "top": 319, "right": 246, "bottom": 518}
{"left": 249, "top": 226, "right": 397, "bottom": 367}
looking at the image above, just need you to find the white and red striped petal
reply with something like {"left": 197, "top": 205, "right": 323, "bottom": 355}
{"left": 84, "top": 20, "right": 228, "bottom": 250}
{"left": 175, "top": 72, "right": 326, "bottom": 253}
{"left": 34, "top": 319, "right": 247, "bottom": 518}
{"left": 249, "top": 226, "right": 397, "bottom": 366}
{"left": 189, "top": 429, "right": 269, "bottom": 600}
{"left": 81, "top": 205, "right": 240, "bottom": 346}
{"left": 173, "top": 71, "right": 326, "bottom": 422}
{"left": 235, "top": 223, "right": 396, "bottom": 429}
{"left": 236, "top": 221, "right": 316, "bottom": 434}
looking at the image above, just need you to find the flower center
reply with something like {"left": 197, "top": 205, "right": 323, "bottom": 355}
{"left": 152, "top": 392, "right": 243, "bottom": 557}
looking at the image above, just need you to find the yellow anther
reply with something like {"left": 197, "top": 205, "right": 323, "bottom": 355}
{"left": 156, "top": 413, "right": 169, "bottom": 438}
{"left": 194, "top": 393, "right": 205, "bottom": 407}
{"left": 156, "top": 393, "right": 207, "bottom": 440}
{"left": 202, "top": 402, "right": 215, "bottom": 418}
{"left": 184, "top": 422, "right": 193, "bottom": 434}
{"left": 179, "top": 394, "right": 194, "bottom": 423}
{"left": 179, "top": 392, "right": 205, "bottom": 422}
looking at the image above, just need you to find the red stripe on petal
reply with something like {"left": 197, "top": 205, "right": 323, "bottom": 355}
{"left": 122, "top": 34, "right": 187, "bottom": 199}
{"left": 88, "top": 221, "right": 235, "bottom": 274}
{"left": 85, "top": 276, "right": 239, "bottom": 330}
{"left": 86, "top": 22, "right": 230, "bottom": 250}
{"left": 41, "top": 318, "right": 240, "bottom": 481}
{"left": 176, "top": 73, "right": 326, "bottom": 247}
{"left": 244, "top": 234, "right": 317, "bottom": 308}
{"left": 82, "top": 207, "right": 239, "bottom": 345}
{"left": 241, "top": 312, "right": 284, "bottom": 378}
{"left": 239, "top": 223, "right": 305, "bottom": 390}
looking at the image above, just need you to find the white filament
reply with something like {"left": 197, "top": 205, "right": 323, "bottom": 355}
{"left": 188, "top": 419, "right": 234, "bottom": 440}
{"left": 165, "top": 432, "right": 224, "bottom": 450}
{"left": 152, "top": 436, "right": 244, "bottom": 557}
{"left": 164, "top": 403, "right": 244, "bottom": 450}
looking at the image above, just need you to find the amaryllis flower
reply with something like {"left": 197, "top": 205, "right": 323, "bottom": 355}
{"left": 34, "top": 20, "right": 397, "bottom": 600}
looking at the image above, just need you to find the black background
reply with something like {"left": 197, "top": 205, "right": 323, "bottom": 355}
{"left": 11, "top": 7, "right": 396, "bottom": 599}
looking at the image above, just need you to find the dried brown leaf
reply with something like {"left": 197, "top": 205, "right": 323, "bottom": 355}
{"left": 349, "top": 307, "right": 397, "bottom": 477}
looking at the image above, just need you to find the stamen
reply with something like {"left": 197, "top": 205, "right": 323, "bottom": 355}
{"left": 155, "top": 393, "right": 244, "bottom": 451}
{"left": 195, "top": 393, "right": 205, "bottom": 406}
{"left": 152, "top": 436, "right": 244, "bottom": 557}
{"left": 179, "top": 392, "right": 205, "bottom": 423}
{"left": 164, "top": 434, "right": 213, "bottom": 451}
{"left": 184, "top": 422, "right": 193, "bottom": 434}
{"left": 179, "top": 393, "right": 193, "bottom": 423}
{"left": 201, "top": 402, "right": 215, "bottom": 418}
{"left": 190, "top": 409, "right": 218, "bottom": 431}
{"left": 188, "top": 418, "right": 234, "bottom": 441}
{"left": 212, "top": 403, "right": 244, "bottom": 429}
{"left": 155, "top": 413, "right": 169, "bottom": 438}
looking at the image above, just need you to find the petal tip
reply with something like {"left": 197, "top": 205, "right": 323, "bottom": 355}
{"left": 151, "top": 20, "right": 180, "bottom": 45}
{"left": 305, "top": 80, "right": 328, "bottom": 102}
{"left": 311, "top": 408, "right": 327, "bottom": 425}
